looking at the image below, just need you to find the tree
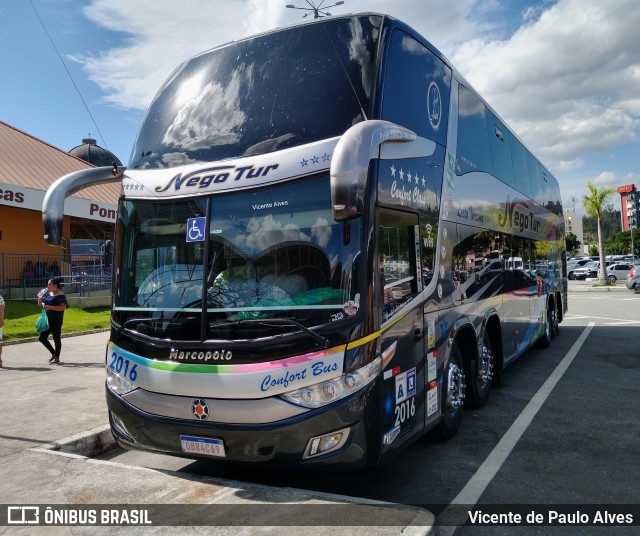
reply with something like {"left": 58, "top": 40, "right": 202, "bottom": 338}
{"left": 605, "top": 229, "right": 640, "bottom": 258}
{"left": 582, "top": 183, "right": 616, "bottom": 284}
{"left": 582, "top": 203, "right": 620, "bottom": 245}
{"left": 565, "top": 232, "right": 581, "bottom": 255}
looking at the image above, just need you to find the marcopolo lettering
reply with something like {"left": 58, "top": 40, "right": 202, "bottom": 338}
{"left": 169, "top": 349, "right": 233, "bottom": 361}
{"left": 155, "top": 163, "right": 280, "bottom": 193}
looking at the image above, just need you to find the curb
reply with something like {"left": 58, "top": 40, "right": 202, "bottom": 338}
{"left": 568, "top": 286, "right": 628, "bottom": 292}
{"left": 33, "top": 424, "right": 117, "bottom": 458}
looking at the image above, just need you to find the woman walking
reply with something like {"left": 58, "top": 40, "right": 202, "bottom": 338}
{"left": 38, "top": 278, "right": 68, "bottom": 364}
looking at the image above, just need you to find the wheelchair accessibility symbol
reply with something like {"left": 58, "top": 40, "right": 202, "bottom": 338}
{"left": 186, "top": 217, "right": 206, "bottom": 242}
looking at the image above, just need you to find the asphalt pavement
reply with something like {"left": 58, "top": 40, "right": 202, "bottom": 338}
{"left": 0, "top": 332, "right": 434, "bottom": 534}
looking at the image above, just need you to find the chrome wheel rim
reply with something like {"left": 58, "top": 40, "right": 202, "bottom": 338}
{"left": 447, "top": 362, "right": 465, "bottom": 410}
{"left": 480, "top": 341, "right": 494, "bottom": 384}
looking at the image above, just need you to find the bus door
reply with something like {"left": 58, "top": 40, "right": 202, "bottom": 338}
{"left": 377, "top": 209, "right": 425, "bottom": 450}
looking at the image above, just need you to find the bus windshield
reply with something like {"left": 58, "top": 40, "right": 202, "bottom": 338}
{"left": 129, "top": 16, "right": 380, "bottom": 169}
{"left": 114, "top": 176, "right": 362, "bottom": 341}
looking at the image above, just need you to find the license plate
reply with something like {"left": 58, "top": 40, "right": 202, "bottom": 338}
{"left": 180, "top": 435, "right": 226, "bottom": 457}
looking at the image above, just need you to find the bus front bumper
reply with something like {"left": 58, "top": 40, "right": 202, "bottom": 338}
{"left": 106, "top": 384, "right": 377, "bottom": 471}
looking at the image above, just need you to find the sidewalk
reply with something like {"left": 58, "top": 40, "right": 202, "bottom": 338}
{"left": 0, "top": 333, "right": 434, "bottom": 534}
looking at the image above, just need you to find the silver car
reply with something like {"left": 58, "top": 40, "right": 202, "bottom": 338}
{"left": 625, "top": 265, "right": 640, "bottom": 292}
{"left": 573, "top": 261, "right": 599, "bottom": 280}
{"left": 606, "top": 262, "right": 634, "bottom": 282}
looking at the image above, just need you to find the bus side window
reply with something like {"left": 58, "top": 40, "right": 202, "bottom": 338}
{"left": 381, "top": 29, "right": 451, "bottom": 146}
{"left": 457, "top": 85, "right": 492, "bottom": 176}
{"left": 487, "top": 109, "right": 515, "bottom": 188}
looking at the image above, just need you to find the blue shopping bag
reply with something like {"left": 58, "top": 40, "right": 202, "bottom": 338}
{"left": 35, "top": 307, "right": 49, "bottom": 333}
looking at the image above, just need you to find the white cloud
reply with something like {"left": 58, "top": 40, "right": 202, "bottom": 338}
{"left": 592, "top": 171, "right": 619, "bottom": 188}
{"left": 80, "top": 0, "right": 259, "bottom": 109}
{"left": 78, "top": 0, "right": 484, "bottom": 110}
{"left": 450, "top": 0, "right": 640, "bottom": 170}
{"left": 74, "top": 0, "right": 640, "bottom": 214}
{"left": 594, "top": 171, "right": 640, "bottom": 189}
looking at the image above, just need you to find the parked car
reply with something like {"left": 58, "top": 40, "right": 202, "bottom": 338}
{"left": 626, "top": 265, "right": 640, "bottom": 293}
{"left": 567, "top": 258, "right": 591, "bottom": 280}
{"left": 606, "top": 262, "right": 634, "bottom": 282}
{"left": 573, "top": 261, "right": 600, "bottom": 280}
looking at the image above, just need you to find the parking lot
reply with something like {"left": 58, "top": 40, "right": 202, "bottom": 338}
{"left": 1, "top": 283, "right": 638, "bottom": 533}
{"left": 91, "top": 285, "right": 639, "bottom": 533}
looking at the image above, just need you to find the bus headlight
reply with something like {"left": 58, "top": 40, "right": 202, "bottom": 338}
{"left": 106, "top": 366, "right": 137, "bottom": 395}
{"left": 280, "top": 357, "right": 381, "bottom": 408}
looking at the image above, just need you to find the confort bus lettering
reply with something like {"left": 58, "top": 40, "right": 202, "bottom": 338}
{"left": 42, "top": 13, "right": 566, "bottom": 470}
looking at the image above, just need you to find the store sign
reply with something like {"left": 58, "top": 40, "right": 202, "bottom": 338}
{"left": 0, "top": 181, "right": 116, "bottom": 222}
{"left": 617, "top": 185, "right": 634, "bottom": 194}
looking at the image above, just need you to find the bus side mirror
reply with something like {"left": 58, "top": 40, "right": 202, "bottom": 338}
{"left": 42, "top": 166, "right": 125, "bottom": 245}
{"left": 330, "top": 120, "right": 416, "bottom": 222}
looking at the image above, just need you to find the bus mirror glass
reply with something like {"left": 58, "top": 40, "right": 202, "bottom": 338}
{"left": 330, "top": 120, "right": 415, "bottom": 221}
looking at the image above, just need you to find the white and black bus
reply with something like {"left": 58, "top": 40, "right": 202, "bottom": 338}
{"left": 43, "top": 13, "right": 566, "bottom": 470}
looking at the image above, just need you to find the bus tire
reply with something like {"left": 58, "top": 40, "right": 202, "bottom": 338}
{"left": 465, "top": 332, "right": 493, "bottom": 409}
{"left": 537, "top": 303, "right": 553, "bottom": 348}
{"left": 549, "top": 304, "right": 560, "bottom": 339}
{"left": 433, "top": 342, "right": 465, "bottom": 441}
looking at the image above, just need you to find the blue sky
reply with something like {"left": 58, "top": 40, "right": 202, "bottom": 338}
{"left": 2, "top": 0, "right": 639, "bottom": 216}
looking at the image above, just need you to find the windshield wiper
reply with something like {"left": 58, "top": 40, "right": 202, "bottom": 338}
{"left": 210, "top": 317, "right": 329, "bottom": 348}
{"left": 116, "top": 317, "right": 197, "bottom": 335}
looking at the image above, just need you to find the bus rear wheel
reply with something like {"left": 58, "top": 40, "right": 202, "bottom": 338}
{"left": 537, "top": 302, "right": 554, "bottom": 348}
{"left": 466, "top": 332, "right": 494, "bottom": 408}
{"left": 551, "top": 301, "right": 559, "bottom": 338}
{"left": 434, "top": 342, "right": 465, "bottom": 440}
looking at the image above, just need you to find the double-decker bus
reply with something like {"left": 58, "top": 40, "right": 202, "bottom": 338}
{"left": 43, "top": 13, "right": 566, "bottom": 470}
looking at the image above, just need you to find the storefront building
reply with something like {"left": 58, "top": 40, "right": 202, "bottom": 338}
{"left": 0, "top": 121, "right": 122, "bottom": 291}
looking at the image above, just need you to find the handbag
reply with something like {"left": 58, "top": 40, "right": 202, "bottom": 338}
{"left": 36, "top": 307, "right": 49, "bottom": 333}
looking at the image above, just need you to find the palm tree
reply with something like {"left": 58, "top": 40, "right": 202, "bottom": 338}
{"left": 582, "top": 183, "right": 616, "bottom": 284}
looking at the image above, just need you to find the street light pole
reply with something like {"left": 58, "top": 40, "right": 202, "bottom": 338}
{"left": 286, "top": 0, "right": 344, "bottom": 18}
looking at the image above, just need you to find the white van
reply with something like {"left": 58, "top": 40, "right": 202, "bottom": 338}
{"left": 506, "top": 257, "right": 523, "bottom": 270}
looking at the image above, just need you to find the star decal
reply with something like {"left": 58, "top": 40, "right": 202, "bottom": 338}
{"left": 124, "top": 182, "right": 145, "bottom": 191}
{"left": 300, "top": 153, "right": 331, "bottom": 168}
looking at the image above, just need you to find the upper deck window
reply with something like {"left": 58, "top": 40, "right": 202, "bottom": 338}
{"left": 381, "top": 29, "right": 451, "bottom": 146}
{"left": 456, "top": 85, "right": 492, "bottom": 176}
{"left": 130, "top": 16, "right": 381, "bottom": 169}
